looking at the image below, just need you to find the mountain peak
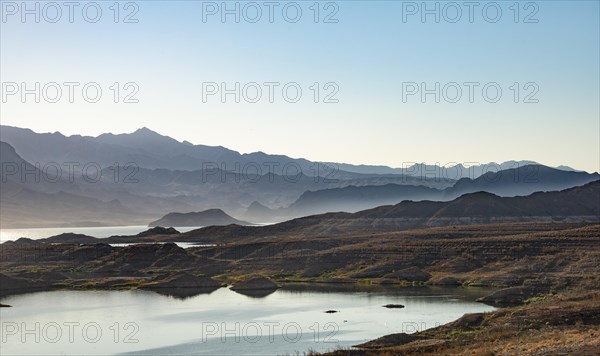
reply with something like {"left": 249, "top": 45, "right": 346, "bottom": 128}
{"left": 133, "top": 127, "right": 160, "bottom": 136}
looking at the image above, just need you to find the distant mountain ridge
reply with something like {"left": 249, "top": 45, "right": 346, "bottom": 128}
{"left": 1, "top": 125, "right": 598, "bottom": 228}
{"left": 323, "top": 160, "right": 550, "bottom": 178}
{"left": 287, "top": 183, "right": 441, "bottom": 215}
{"left": 446, "top": 165, "right": 599, "bottom": 198}
{"left": 1, "top": 125, "right": 582, "bottom": 179}
{"left": 2, "top": 137, "right": 599, "bottom": 227}
{"left": 244, "top": 165, "right": 600, "bottom": 221}
{"left": 178, "top": 180, "right": 600, "bottom": 242}
{"left": 354, "top": 180, "right": 600, "bottom": 223}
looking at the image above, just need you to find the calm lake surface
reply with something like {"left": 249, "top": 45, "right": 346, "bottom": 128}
{"left": 1, "top": 226, "right": 497, "bottom": 354}
{"left": 0, "top": 226, "right": 205, "bottom": 242}
{"left": 0, "top": 286, "right": 496, "bottom": 355}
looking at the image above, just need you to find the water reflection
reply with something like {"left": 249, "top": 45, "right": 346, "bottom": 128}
{"left": 0, "top": 286, "right": 496, "bottom": 355}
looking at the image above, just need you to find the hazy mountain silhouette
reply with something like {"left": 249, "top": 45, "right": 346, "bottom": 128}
{"left": 1, "top": 126, "right": 359, "bottom": 177}
{"left": 1, "top": 126, "right": 598, "bottom": 228}
{"left": 181, "top": 181, "right": 600, "bottom": 240}
{"left": 0, "top": 141, "right": 148, "bottom": 228}
{"left": 354, "top": 180, "right": 600, "bottom": 222}
{"left": 323, "top": 160, "right": 542, "bottom": 178}
{"left": 1, "top": 126, "right": 569, "bottom": 181}
{"left": 243, "top": 201, "right": 277, "bottom": 222}
{"left": 149, "top": 209, "right": 250, "bottom": 227}
{"left": 251, "top": 165, "right": 599, "bottom": 220}
{"left": 0, "top": 125, "right": 240, "bottom": 171}
{"left": 0, "top": 127, "right": 453, "bottom": 222}
{"left": 287, "top": 183, "right": 442, "bottom": 216}
{"left": 446, "top": 165, "right": 600, "bottom": 198}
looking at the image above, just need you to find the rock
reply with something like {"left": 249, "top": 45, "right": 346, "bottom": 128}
{"left": 136, "top": 227, "right": 180, "bottom": 237}
{"left": 427, "top": 276, "right": 461, "bottom": 286}
{"left": 384, "top": 267, "right": 432, "bottom": 282}
{"left": 383, "top": 304, "right": 405, "bottom": 309}
{"left": 230, "top": 276, "right": 278, "bottom": 297}
{"left": 354, "top": 333, "right": 424, "bottom": 349}
{"left": 351, "top": 263, "right": 400, "bottom": 278}
{"left": 0, "top": 273, "right": 54, "bottom": 296}
{"left": 326, "top": 278, "right": 355, "bottom": 284}
{"left": 446, "top": 313, "right": 484, "bottom": 329}
{"left": 477, "top": 286, "right": 537, "bottom": 306}
{"left": 43, "top": 233, "right": 99, "bottom": 244}
{"left": 13, "top": 271, "right": 66, "bottom": 282}
{"left": 468, "top": 275, "right": 522, "bottom": 288}
{"left": 65, "top": 244, "right": 114, "bottom": 262}
{"left": 325, "top": 310, "right": 339, "bottom": 313}
{"left": 433, "top": 256, "right": 482, "bottom": 273}
{"left": 299, "top": 265, "right": 326, "bottom": 278}
{"left": 379, "top": 278, "right": 398, "bottom": 285}
{"left": 96, "top": 243, "right": 193, "bottom": 273}
{"left": 1, "top": 238, "right": 41, "bottom": 247}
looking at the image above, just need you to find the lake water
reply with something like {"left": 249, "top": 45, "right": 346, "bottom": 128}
{"left": 0, "top": 286, "right": 496, "bottom": 355}
{"left": 108, "top": 242, "right": 216, "bottom": 249}
{"left": 0, "top": 226, "right": 205, "bottom": 243}
{"left": 0, "top": 224, "right": 273, "bottom": 243}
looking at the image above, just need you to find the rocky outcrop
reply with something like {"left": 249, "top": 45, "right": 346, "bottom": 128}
{"left": 1, "top": 238, "right": 42, "bottom": 247}
{"left": 230, "top": 276, "right": 278, "bottom": 297}
{"left": 352, "top": 263, "right": 406, "bottom": 278}
{"left": 354, "top": 333, "right": 424, "bottom": 349}
{"left": 67, "top": 244, "right": 114, "bottom": 263}
{"left": 0, "top": 273, "right": 54, "bottom": 296}
{"left": 445, "top": 312, "right": 485, "bottom": 329}
{"left": 91, "top": 243, "right": 193, "bottom": 274}
{"left": 384, "top": 267, "right": 432, "bottom": 282}
{"left": 42, "top": 233, "right": 99, "bottom": 244}
{"left": 477, "top": 286, "right": 539, "bottom": 306}
{"left": 12, "top": 270, "right": 66, "bottom": 282}
{"left": 136, "top": 227, "right": 180, "bottom": 237}
{"left": 427, "top": 276, "right": 462, "bottom": 286}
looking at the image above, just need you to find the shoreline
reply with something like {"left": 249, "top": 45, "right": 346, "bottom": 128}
{"left": 1, "top": 222, "right": 599, "bottom": 354}
{"left": 323, "top": 290, "right": 600, "bottom": 355}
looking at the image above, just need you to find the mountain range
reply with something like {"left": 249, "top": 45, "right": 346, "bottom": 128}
{"left": 243, "top": 165, "right": 600, "bottom": 220}
{"left": 173, "top": 180, "right": 600, "bottom": 242}
{"left": 1, "top": 126, "right": 598, "bottom": 228}
{"left": 1, "top": 125, "right": 570, "bottom": 181}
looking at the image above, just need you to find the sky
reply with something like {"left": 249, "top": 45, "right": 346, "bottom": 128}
{"left": 1, "top": 0, "right": 599, "bottom": 172}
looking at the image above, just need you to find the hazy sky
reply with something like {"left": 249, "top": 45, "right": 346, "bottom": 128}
{"left": 1, "top": 1, "right": 599, "bottom": 172}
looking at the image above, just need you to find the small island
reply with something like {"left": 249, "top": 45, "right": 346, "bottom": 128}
{"left": 149, "top": 209, "right": 250, "bottom": 227}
